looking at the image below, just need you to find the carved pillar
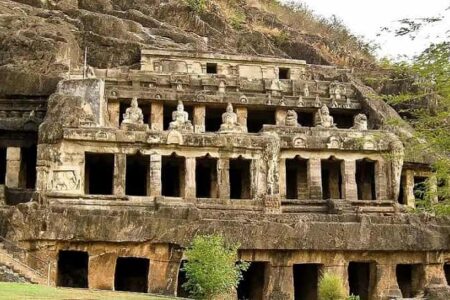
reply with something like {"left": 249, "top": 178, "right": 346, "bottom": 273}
{"left": 6, "top": 147, "right": 21, "bottom": 188}
{"left": 265, "top": 263, "right": 294, "bottom": 300}
{"left": 236, "top": 107, "right": 248, "bottom": 129}
{"left": 218, "top": 158, "right": 230, "bottom": 199}
{"left": 279, "top": 158, "right": 286, "bottom": 199}
{"left": 193, "top": 105, "right": 205, "bottom": 133}
{"left": 343, "top": 160, "right": 358, "bottom": 201}
{"left": 404, "top": 169, "right": 415, "bottom": 208}
{"left": 185, "top": 157, "right": 196, "bottom": 199}
{"left": 372, "top": 264, "right": 402, "bottom": 300}
{"left": 308, "top": 158, "right": 322, "bottom": 200}
{"left": 151, "top": 102, "right": 164, "bottom": 131}
{"left": 108, "top": 102, "right": 120, "bottom": 128}
{"left": 149, "top": 154, "right": 162, "bottom": 197}
{"left": 113, "top": 154, "right": 126, "bottom": 197}
{"left": 375, "top": 160, "right": 388, "bottom": 200}
{"left": 275, "top": 109, "right": 287, "bottom": 126}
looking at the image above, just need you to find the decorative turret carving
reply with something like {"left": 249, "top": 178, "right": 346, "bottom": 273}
{"left": 169, "top": 101, "right": 193, "bottom": 132}
{"left": 314, "top": 105, "right": 336, "bottom": 128}
{"left": 330, "top": 81, "right": 346, "bottom": 101}
{"left": 219, "top": 103, "right": 247, "bottom": 133}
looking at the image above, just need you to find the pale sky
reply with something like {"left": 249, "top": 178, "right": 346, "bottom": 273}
{"left": 287, "top": 0, "right": 450, "bottom": 59}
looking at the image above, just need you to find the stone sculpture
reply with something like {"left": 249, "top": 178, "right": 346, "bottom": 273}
{"left": 352, "top": 113, "right": 368, "bottom": 130}
{"left": 121, "top": 97, "right": 148, "bottom": 130}
{"left": 169, "top": 101, "right": 193, "bottom": 132}
{"left": 219, "top": 103, "right": 246, "bottom": 133}
{"left": 314, "top": 105, "right": 336, "bottom": 128}
{"left": 284, "top": 110, "right": 300, "bottom": 127}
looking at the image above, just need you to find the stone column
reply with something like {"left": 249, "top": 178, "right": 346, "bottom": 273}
{"left": 218, "top": 158, "right": 230, "bottom": 199}
{"left": 236, "top": 107, "right": 248, "bottom": 129}
{"left": 279, "top": 158, "right": 286, "bottom": 199}
{"left": 323, "top": 264, "right": 349, "bottom": 295}
{"left": 423, "top": 263, "right": 447, "bottom": 286}
{"left": 307, "top": 158, "right": 322, "bottom": 200}
{"left": 265, "top": 263, "right": 294, "bottom": 300}
{"left": 108, "top": 102, "right": 120, "bottom": 128}
{"left": 6, "top": 147, "right": 21, "bottom": 188}
{"left": 374, "top": 160, "right": 387, "bottom": 200}
{"left": 404, "top": 169, "right": 415, "bottom": 208}
{"left": 149, "top": 244, "right": 181, "bottom": 296}
{"left": 193, "top": 105, "right": 205, "bottom": 133}
{"left": 343, "top": 160, "right": 358, "bottom": 201}
{"left": 88, "top": 252, "right": 116, "bottom": 290}
{"left": 149, "top": 154, "right": 162, "bottom": 197}
{"left": 151, "top": 102, "right": 164, "bottom": 131}
{"left": 113, "top": 154, "right": 126, "bottom": 197}
{"left": 372, "top": 263, "right": 402, "bottom": 300}
{"left": 275, "top": 109, "right": 287, "bottom": 126}
{"left": 185, "top": 157, "right": 196, "bottom": 199}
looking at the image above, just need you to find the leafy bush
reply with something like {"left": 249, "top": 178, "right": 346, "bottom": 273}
{"left": 318, "top": 272, "right": 347, "bottom": 300}
{"left": 182, "top": 234, "right": 249, "bottom": 299}
{"left": 186, "top": 0, "right": 208, "bottom": 14}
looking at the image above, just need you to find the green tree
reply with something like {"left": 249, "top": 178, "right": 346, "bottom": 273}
{"left": 182, "top": 234, "right": 249, "bottom": 299}
{"left": 318, "top": 271, "right": 347, "bottom": 300}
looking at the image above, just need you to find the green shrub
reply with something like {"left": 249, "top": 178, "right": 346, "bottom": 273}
{"left": 318, "top": 272, "right": 347, "bottom": 300}
{"left": 182, "top": 234, "right": 249, "bottom": 299}
{"left": 186, "top": 0, "right": 208, "bottom": 14}
{"left": 347, "top": 295, "right": 360, "bottom": 300}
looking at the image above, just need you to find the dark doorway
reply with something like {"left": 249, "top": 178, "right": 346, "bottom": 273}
{"left": 237, "top": 262, "right": 267, "bottom": 300}
{"left": 196, "top": 156, "right": 218, "bottom": 198}
{"left": 294, "top": 264, "right": 321, "bottom": 300}
{"left": 119, "top": 100, "right": 150, "bottom": 124}
{"left": 177, "top": 260, "right": 189, "bottom": 298}
{"left": 398, "top": 175, "right": 406, "bottom": 204}
{"left": 114, "top": 257, "right": 149, "bottom": 293}
{"left": 163, "top": 103, "right": 193, "bottom": 130}
{"left": 57, "top": 250, "right": 89, "bottom": 288}
{"left": 162, "top": 154, "right": 185, "bottom": 197}
{"left": 396, "top": 264, "right": 423, "bottom": 298}
{"left": 321, "top": 158, "right": 343, "bottom": 200}
{"left": 333, "top": 112, "right": 357, "bottom": 129}
{"left": 279, "top": 68, "right": 290, "bottom": 80}
{"left": 205, "top": 106, "right": 226, "bottom": 132}
{"left": 445, "top": 263, "right": 450, "bottom": 285}
{"left": 348, "top": 262, "right": 373, "bottom": 300}
{"left": 20, "top": 146, "right": 37, "bottom": 189}
{"left": 286, "top": 157, "right": 308, "bottom": 199}
{"left": 126, "top": 154, "right": 149, "bottom": 196}
{"left": 247, "top": 108, "right": 276, "bottom": 133}
{"left": 413, "top": 176, "right": 428, "bottom": 200}
{"left": 0, "top": 148, "right": 6, "bottom": 184}
{"left": 356, "top": 159, "right": 376, "bottom": 200}
{"left": 85, "top": 153, "right": 114, "bottom": 195}
{"left": 230, "top": 157, "right": 251, "bottom": 199}
{"left": 297, "top": 111, "right": 314, "bottom": 127}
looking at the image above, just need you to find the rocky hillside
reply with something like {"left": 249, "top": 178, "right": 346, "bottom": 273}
{"left": 0, "top": 0, "right": 376, "bottom": 96}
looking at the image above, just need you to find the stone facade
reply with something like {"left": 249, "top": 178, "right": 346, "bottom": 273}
{"left": 0, "top": 50, "right": 449, "bottom": 299}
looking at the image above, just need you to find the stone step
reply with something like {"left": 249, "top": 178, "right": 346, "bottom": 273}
{"left": 281, "top": 206, "right": 328, "bottom": 213}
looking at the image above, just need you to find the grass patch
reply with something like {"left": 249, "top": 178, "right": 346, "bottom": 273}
{"left": 0, "top": 283, "right": 177, "bottom": 300}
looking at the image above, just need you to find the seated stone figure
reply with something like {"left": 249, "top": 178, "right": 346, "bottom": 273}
{"left": 284, "top": 110, "right": 300, "bottom": 127}
{"left": 121, "top": 97, "right": 148, "bottom": 130}
{"left": 219, "top": 103, "right": 246, "bottom": 133}
{"left": 352, "top": 113, "right": 368, "bottom": 130}
{"left": 169, "top": 101, "right": 193, "bottom": 132}
{"left": 314, "top": 105, "right": 336, "bottom": 128}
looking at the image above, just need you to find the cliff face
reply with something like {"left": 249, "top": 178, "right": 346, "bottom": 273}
{"left": 0, "top": 0, "right": 375, "bottom": 96}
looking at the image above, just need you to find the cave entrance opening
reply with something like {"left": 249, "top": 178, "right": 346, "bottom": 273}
{"left": 57, "top": 250, "right": 89, "bottom": 288}
{"left": 114, "top": 257, "right": 149, "bottom": 293}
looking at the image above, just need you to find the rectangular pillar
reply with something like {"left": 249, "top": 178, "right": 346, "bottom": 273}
{"left": 372, "top": 264, "right": 402, "bottom": 300}
{"left": 151, "top": 102, "right": 164, "bottom": 131}
{"left": 113, "top": 154, "right": 126, "bottom": 196}
{"left": 218, "top": 158, "right": 230, "bottom": 199}
{"left": 307, "top": 158, "right": 322, "bottom": 200}
{"left": 149, "top": 154, "right": 162, "bottom": 197}
{"left": 343, "top": 160, "right": 358, "bottom": 201}
{"left": 375, "top": 160, "right": 388, "bottom": 200}
{"left": 404, "top": 169, "right": 415, "bottom": 208}
{"left": 323, "top": 264, "right": 349, "bottom": 295}
{"left": 423, "top": 263, "right": 447, "bottom": 286}
{"left": 108, "top": 102, "right": 120, "bottom": 128}
{"left": 185, "top": 157, "right": 196, "bottom": 199}
{"left": 279, "top": 158, "right": 286, "bottom": 199}
{"left": 275, "top": 109, "right": 287, "bottom": 126}
{"left": 6, "top": 147, "right": 21, "bottom": 188}
{"left": 266, "top": 264, "right": 294, "bottom": 300}
{"left": 297, "top": 162, "right": 308, "bottom": 200}
{"left": 193, "top": 105, "right": 205, "bottom": 133}
{"left": 236, "top": 107, "right": 248, "bottom": 128}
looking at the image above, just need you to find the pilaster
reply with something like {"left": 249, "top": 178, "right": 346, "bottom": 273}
{"left": 218, "top": 158, "right": 230, "bottom": 199}
{"left": 185, "top": 157, "right": 196, "bottom": 199}
{"left": 193, "top": 105, "right": 206, "bottom": 133}
{"left": 343, "top": 160, "right": 358, "bottom": 200}
{"left": 151, "top": 102, "right": 164, "bottom": 131}
{"left": 113, "top": 154, "right": 126, "bottom": 197}
{"left": 149, "top": 154, "right": 162, "bottom": 197}
{"left": 6, "top": 147, "right": 21, "bottom": 188}
{"left": 308, "top": 158, "right": 322, "bottom": 200}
